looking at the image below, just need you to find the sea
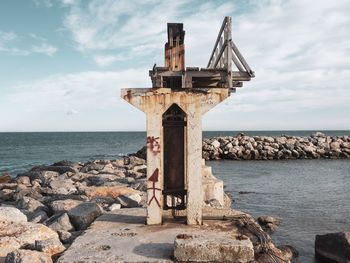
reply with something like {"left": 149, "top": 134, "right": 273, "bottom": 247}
{"left": 0, "top": 130, "right": 349, "bottom": 262}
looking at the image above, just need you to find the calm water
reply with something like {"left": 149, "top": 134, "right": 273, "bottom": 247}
{"left": 0, "top": 131, "right": 349, "bottom": 262}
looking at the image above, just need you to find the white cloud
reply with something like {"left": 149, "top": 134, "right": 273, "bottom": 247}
{"left": 33, "top": 0, "right": 53, "bottom": 8}
{"left": 0, "top": 31, "right": 58, "bottom": 57}
{"left": 93, "top": 54, "right": 127, "bottom": 67}
{"left": 0, "top": 69, "right": 150, "bottom": 131}
{"left": 31, "top": 43, "right": 58, "bottom": 56}
{"left": 2, "top": 0, "right": 350, "bottom": 131}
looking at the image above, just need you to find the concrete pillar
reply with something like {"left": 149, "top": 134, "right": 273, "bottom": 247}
{"left": 121, "top": 88, "right": 230, "bottom": 225}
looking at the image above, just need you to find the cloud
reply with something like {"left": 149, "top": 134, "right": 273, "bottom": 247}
{"left": 33, "top": 0, "right": 53, "bottom": 8}
{"left": 0, "top": 69, "right": 150, "bottom": 131}
{"left": 66, "top": 109, "right": 78, "bottom": 115}
{"left": 93, "top": 54, "right": 127, "bottom": 67}
{"left": 31, "top": 43, "right": 58, "bottom": 56}
{"left": 0, "top": 31, "right": 58, "bottom": 56}
{"left": 2, "top": 0, "right": 350, "bottom": 131}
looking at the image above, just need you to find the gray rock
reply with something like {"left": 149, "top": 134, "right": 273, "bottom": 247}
{"left": 35, "top": 238, "right": 65, "bottom": 257}
{"left": 15, "top": 176, "right": 31, "bottom": 186}
{"left": 0, "top": 189, "right": 15, "bottom": 201}
{"left": 49, "top": 178, "right": 77, "bottom": 195}
{"left": 116, "top": 193, "right": 142, "bottom": 208}
{"left": 68, "top": 202, "right": 102, "bottom": 230}
{"left": 0, "top": 206, "right": 27, "bottom": 223}
{"left": 48, "top": 199, "right": 83, "bottom": 214}
{"left": 5, "top": 249, "right": 53, "bottom": 263}
{"left": 16, "top": 196, "right": 47, "bottom": 213}
{"left": 45, "top": 213, "right": 75, "bottom": 232}
{"left": 108, "top": 203, "right": 121, "bottom": 211}
{"left": 27, "top": 209, "right": 48, "bottom": 223}
{"left": 315, "top": 232, "right": 350, "bottom": 263}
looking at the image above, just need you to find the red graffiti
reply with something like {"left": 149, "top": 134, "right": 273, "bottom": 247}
{"left": 147, "top": 136, "right": 161, "bottom": 155}
{"left": 147, "top": 168, "right": 161, "bottom": 208}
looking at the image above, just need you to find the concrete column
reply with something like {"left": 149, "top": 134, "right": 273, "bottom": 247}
{"left": 186, "top": 103, "right": 203, "bottom": 225}
{"left": 145, "top": 111, "right": 163, "bottom": 225}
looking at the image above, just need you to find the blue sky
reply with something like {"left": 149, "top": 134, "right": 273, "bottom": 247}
{"left": 0, "top": 0, "right": 349, "bottom": 132}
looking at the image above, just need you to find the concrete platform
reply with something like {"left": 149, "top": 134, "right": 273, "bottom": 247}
{"left": 58, "top": 208, "right": 252, "bottom": 263}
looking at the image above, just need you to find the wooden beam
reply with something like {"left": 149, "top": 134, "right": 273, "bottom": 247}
{"left": 231, "top": 41, "right": 254, "bottom": 77}
{"left": 207, "top": 16, "right": 228, "bottom": 68}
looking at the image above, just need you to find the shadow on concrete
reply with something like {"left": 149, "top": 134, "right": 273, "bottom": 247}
{"left": 96, "top": 213, "right": 146, "bottom": 225}
{"left": 133, "top": 243, "right": 174, "bottom": 260}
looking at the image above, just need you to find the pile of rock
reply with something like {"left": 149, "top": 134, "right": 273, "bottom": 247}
{"left": 0, "top": 156, "right": 146, "bottom": 262}
{"left": 202, "top": 132, "right": 350, "bottom": 160}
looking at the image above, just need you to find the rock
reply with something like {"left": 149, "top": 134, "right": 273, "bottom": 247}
{"left": 16, "top": 196, "right": 46, "bottom": 213}
{"left": 211, "top": 140, "right": 220, "bottom": 148}
{"left": 108, "top": 203, "right": 121, "bottom": 211}
{"left": 0, "top": 207, "right": 27, "bottom": 223}
{"left": 116, "top": 193, "right": 142, "bottom": 208}
{"left": 0, "top": 220, "right": 59, "bottom": 260}
{"left": 86, "top": 174, "right": 119, "bottom": 186}
{"left": 174, "top": 233, "right": 254, "bottom": 262}
{"left": 49, "top": 178, "right": 76, "bottom": 195}
{"left": 35, "top": 238, "right": 65, "bottom": 257}
{"left": 57, "top": 230, "right": 72, "bottom": 244}
{"left": 13, "top": 186, "right": 42, "bottom": 202}
{"left": 27, "top": 210, "right": 48, "bottom": 223}
{"left": 131, "top": 146, "right": 147, "bottom": 160}
{"left": 277, "top": 245, "right": 299, "bottom": 261}
{"left": 48, "top": 199, "right": 83, "bottom": 214}
{"left": 0, "top": 189, "right": 15, "bottom": 201}
{"left": 0, "top": 174, "right": 11, "bottom": 184}
{"left": 315, "top": 232, "right": 350, "bottom": 263}
{"left": 330, "top": 141, "right": 341, "bottom": 151}
{"left": 45, "top": 213, "right": 74, "bottom": 232}
{"left": 128, "top": 156, "right": 146, "bottom": 166}
{"left": 67, "top": 202, "right": 102, "bottom": 230}
{"left": 15, "top": 176, "right": 31, "bottom": 186}
{"left": 23, "top": 171, "right": 59, "bottom": 186}
{"left": 31, "top": 165, "right": 77, "bottom": 175}
{"left": 257, "top": 215, "right": 281, "bottom": 232}
{"left": 82, "top": 185, "right": 139, "bottom": 200}
{"left": 5, "top": 249, "right": 53, "bottom": 263}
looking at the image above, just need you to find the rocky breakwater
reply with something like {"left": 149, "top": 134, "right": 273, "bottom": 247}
{"left": 0, "top": 156, "right": 147, "bottom": 262}
{"left": 202, "top": 132, "right": 350, "bottom": 160}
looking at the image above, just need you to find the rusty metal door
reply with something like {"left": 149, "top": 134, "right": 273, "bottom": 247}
{"left": 162, "top": 104, "right": 187, "bottom": 210}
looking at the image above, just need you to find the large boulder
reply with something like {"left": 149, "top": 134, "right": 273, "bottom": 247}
{"left": 0, "top": 174, "right": 11, "bottom": 184}
{"left": 49, "top": 178, "right": 77, "bottom": 195}
{"left": 0, "top": 207, "right": 27, "bottom": 223}
{"left": 82, "top": 185, "right": 139, "bottom": 199}
{"left": 0, "top": 220, "right": 59, "bottom": 261}
{"left": 315, "top": 232, "right": 350, "bottom": 263}
{"left": 116, "top": 193, "right": 142, "bottom": 208}
{"left": 48, "top": 199, "right": 83, "bottom": 214}
{"left": 45, "top": 213, "right": 74, "bottom": 232}
{"left": 5, "top": 249, "right": 53, "bottom": 263}
{"left": 67, "top": 202, "right": 102, "bottom": 230}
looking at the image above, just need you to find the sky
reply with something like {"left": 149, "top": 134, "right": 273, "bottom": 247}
{"left": 0, "top": 0, "right": 349, "bottom": 132}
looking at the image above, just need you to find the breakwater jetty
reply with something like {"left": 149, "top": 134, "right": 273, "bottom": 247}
{"left": 202, "top": 132, "right": 350, "bottom": 160}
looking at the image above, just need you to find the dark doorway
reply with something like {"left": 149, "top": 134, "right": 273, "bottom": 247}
{"left": 162, "top": 104, "right": 187, "bottom": 211}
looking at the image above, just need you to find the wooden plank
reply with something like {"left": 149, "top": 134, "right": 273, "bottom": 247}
{"left": 213, "top": 40, "right": 227, "bottom": 68}
{"left": 231, "top": 49, "right": 245, "bottom": 72}
{"left": 231, "top": 41, "right": 254, "bottom": 77}
{"left": 207, "top": 16, "right": 228, "bottom": 68}
{"left": 225, "top": 17, "right": 232, "bottom": 89}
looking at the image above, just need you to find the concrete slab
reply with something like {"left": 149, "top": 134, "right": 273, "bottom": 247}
{"left": 174, "top": 233, "right": 254, "bottom": 262}
{"left": 58, "top": 208, "right": 249, "bottom": 263}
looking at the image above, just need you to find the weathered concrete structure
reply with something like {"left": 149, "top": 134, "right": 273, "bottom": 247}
{"left": 121, "top": 17, "right": 254, "bottom": 225}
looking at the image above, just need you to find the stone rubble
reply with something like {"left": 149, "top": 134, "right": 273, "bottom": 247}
{"left": 0, "top": 157, "right": 148, "bottom": 262}
{"left": 202, "top": 132, "right": 350, "bottom": 160}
